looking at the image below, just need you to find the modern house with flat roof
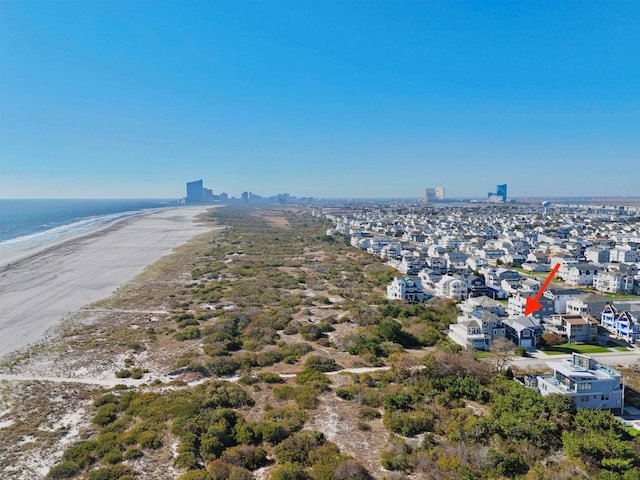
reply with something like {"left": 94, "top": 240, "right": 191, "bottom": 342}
{"left": 533, "top": 353, "right": 623, "bottom": 410}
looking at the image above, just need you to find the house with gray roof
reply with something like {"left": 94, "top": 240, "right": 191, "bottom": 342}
{"left": 449, "top": 311, "right": 506, "bottom": 350}
{"left": 386, "top": 277, "right": 425, "bottom": 303}
{"left": 502, "top": 315, "right": 542, "bottom": 348}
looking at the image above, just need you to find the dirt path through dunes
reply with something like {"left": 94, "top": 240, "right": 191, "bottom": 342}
{"left": 0, "top": 366, "right": 391, "bottom": 387}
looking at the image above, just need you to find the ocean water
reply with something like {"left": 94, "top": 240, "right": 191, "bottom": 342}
{"left": 0, "top": 199, "right": 175, "bottom": 251}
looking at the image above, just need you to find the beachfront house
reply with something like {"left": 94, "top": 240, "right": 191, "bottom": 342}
{"left": 386, "top": 277, "right": 425, "bottom": 303}
{"left": 532, "top": 353, "right": 624, "bottom": 410}
{"left": 448, "top": 311, "right": 506, "bottom": 350}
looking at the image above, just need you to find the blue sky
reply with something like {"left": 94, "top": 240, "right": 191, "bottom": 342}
{"left": 1, "top": 1, "right": 638, "bottom": 199}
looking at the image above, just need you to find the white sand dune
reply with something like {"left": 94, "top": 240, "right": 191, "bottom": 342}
{"left": 0, "top": 206, "right": 214, "bottom": 359}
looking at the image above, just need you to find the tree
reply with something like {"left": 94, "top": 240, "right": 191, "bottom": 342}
{"left": 541, "top": 332, "right": 565, "bottom": 347}
{"left": 490, "top": 338, "right": 515, "bottom": 372}
{"left": 377, "top": 319, "right": 403, "bottom": 343}
{"left": 333, "top": 459, "right": 372, "bottom": 480}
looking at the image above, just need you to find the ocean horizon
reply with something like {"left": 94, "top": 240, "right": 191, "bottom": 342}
{"left": 0, "top": 198, "right": 178, "bottom": 251}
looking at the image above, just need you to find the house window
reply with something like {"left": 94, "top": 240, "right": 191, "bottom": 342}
{"left": 580, "top": 395, "right": 589, "bottom": 402}
{"left": 601, "top": 395, "right": 609, "bottom": 401}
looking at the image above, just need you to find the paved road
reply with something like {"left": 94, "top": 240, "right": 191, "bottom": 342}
{"left": 510, "top": 349, "right": 640, "bottom": 370}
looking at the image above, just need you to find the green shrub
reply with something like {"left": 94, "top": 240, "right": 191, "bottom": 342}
{"left": 175, "top": 452, "right": 199, "bottom": 470}
{"left": 199, "top": 381, "right": 255, "bottom": 408}
{"left": 514, "top": 346, "right": 528, "bottom": 357}
{"left": 178, "top": 471, "right": 213, "bottom": 480}
{"left": 358, "top": 407, "right": 381, "bottom": 420}
{"left": 258, "top": 372, "right": 284, "bottom": 383}
{"left": 93, "top": 405, "right": 118, "bottom": 426}
{"left": 221, "top": 444, "right": 267, "bottom": 470}
{"left": 333, "top": 459, "right": 372, "bottom": 480}
{"left": 206, "top": 459, "right": 231, "bottom": 480}
{"left": 294, "top": 388, "right": 320, "bottom": 410}
{"left": 130, "top": 368, "right": 145, "bottom": 379}
{"left": 85, "top": 465, "right": 133, "bottom": 480}
{"left": 356, "top": 421, "right": 371, "bottom": 431}
{"left": 270, "top": 462, "right": 310, "bottom": 480}
{"left": 115, "top": 369, "right": 131, "bottom": 378}
{"left": 175, "top": 326, "right": 201, "bottom": 341}
{"left": 282, "top": 321, "right": 301, "bottom": 335}
{"left": 273, "top": 385, "right": 296, "bottom": 400}
{"left": 273, "top": 431, "right": 325, "bottom": 466}
{"left": 384, "top": 409, "right": 434, "bottom": 436}
{"left": 123, "top": 448, "right": 143, "bottom": 460}
{"left": 47, "top": 461, "right": 80, "bottom": 479}
{"left": 62, "top": 441, "right": 96, "bottom": 469}
{"left": 139, "top": 431, "right": 162, "bottom": 449}
{"left": 295, "top": 370, "right": 330, "bottom": 390}
{"left": 238, "top": 375, "right": 258, "bottom": 385}
{"left": 178, "top": 318, "right": 200, "bottom": 328}
{"left": 228, "top": 467, "right": 253, "bottom": 480}
{"left": 102, "top": 450, "right": 123, "bottom": 465}
{"left": 206, "top": 357, "right": 241, "bottom": 377}
{"left": 302, "top": 355, "right": 340, "bottom": 372}
{"left": 335, "top": 388, "right": 355, "bottom": 401}
{"left": 95, "top": 394, "right": 118, "bottom": 407}
{"left": 259, "top": 407, "right": 306, "bottom": 443}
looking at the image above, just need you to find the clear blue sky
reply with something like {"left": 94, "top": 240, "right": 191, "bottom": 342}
{"left": 1, "top": 1, "right": 638, "bottom": 199}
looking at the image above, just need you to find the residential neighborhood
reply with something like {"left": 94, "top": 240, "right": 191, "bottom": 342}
{"left": 322, "top": 201, "right": 640, "bottom": 354}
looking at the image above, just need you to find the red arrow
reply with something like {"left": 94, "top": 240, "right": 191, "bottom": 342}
{"left": 524, "top": 263, "right": 561, "bottom": 316}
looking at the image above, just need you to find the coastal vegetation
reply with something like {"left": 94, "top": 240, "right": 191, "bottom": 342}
{"left": 1, "top": 205, "right": 639, "bottom": 479}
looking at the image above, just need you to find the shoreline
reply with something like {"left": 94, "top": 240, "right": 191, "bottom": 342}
{"left": 0, "top": 206, "right": 175, "bottom": 270}
{"left": 0, "top": 205, "right": 216, "bottom": 359}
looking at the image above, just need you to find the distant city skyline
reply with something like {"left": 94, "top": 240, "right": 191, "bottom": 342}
{"left": 1, "top": 1, "right": 639, "bottom": 199}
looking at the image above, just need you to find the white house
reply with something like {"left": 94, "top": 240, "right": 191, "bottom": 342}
{"left": 485, "top": 268, "right": 521, "bottom": 287}
{"left": 425, "top": 256, "right": 448, "bottom": 274}
{"left": 435, "top": 275, "right": 468, "bottom": 300}
{"left": 508, "top": 293, "right": 554, "bottom": 319}
{"left": 386, "top": 277, "right": 425, "bottom": 302}
{"left": 565, "top": 294, "right": 611, "bottom": 319}
{"left": 585, "top": 247, "right": 610, "bottom": 264}
{"left": 609, "top": 247, "right": 638, "bottom": 264}
{"left": 559, "top": 263, "right": 601, "bottom": 286}
{"left": 594, "top": 271, "right": 635, "bottom": 294}
{"left": 466, "top": 256, "right": 489, "bottom": 272}
{"left": 459, "top": 296, "right": 506, "bottom": 316}
{"left": 448, "top": 318, "right": 487, "bottom": 350}
{"left": 444, "top": 252, "right": 470, "bottom": 273}
{"left": 533, "top": 354, "right": 624, "bottom": 410}
{"left": 448, "top": 311, "right": 505, "bottom": 350}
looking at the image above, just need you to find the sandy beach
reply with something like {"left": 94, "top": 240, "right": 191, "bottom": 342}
{"left": 0, "top": 206, "right": 214, "bottom": 359}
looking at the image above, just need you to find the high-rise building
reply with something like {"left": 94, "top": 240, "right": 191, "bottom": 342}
{"left": 497, "top": 184, "right": 507, "bottom": 202}
{"left": 425, "top": 187, "right": 445, "bottom": 202}
{"left": 487, "top": 184, "right": 507, "bottom": 203}
{"left": 186, "top": 180, "right": 204, "bottom": 203}
{"left": 425, "top": 188, "right": 436, "bottom": 202}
